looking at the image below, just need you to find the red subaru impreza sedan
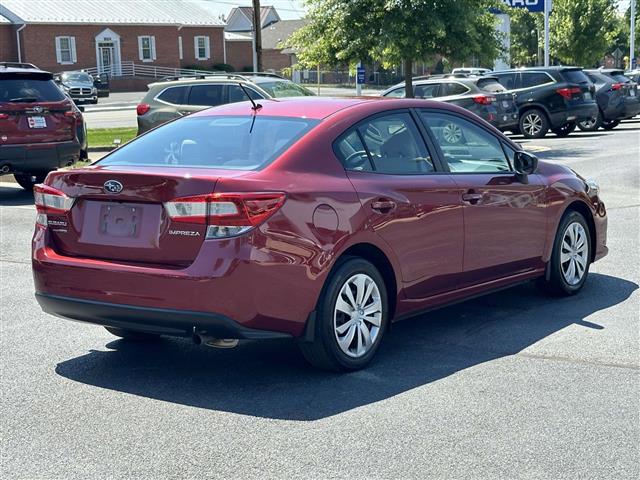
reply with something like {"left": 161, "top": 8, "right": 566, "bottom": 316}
{"left": 32, "top": 97, "right": 608, "bottom": 371}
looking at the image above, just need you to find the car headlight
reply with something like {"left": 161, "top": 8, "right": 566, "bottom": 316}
{"left": 585, "top": 178, "right": 599, "bottom": 198}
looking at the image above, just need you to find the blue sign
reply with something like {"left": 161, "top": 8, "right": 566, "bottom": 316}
{"left": 501, "top": 0, "right": 546, "bottom": 13}
{"left": 356, "top": 67, "right": 366, "bottom": 85}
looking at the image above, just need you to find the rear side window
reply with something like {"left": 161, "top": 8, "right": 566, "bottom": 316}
{"left": 188, "top": 84, "right": 225, "bottom": 106}
{"left": 0, "top": 77, "right": 65, "bottom": 103}
{"left": 157, "top": 86, "right": 188, "bottom": 105}
{"left": 521, "top": 72, "right": 553, "bottom": 88}
{"left": 562, "top": 69, "right": 590, "bottom": 84}
{"left": 414, "top": 84, "right": 439, "bottom": 98}
{"left": 477, "top": 78, "right": 506, "bottom": 93}
{"left": 494, "top": 73, "right": 517, "bottom": 90}
{"left": 443, "top": 82, "right": 468, "bottom": 96}
{"left": 99, "top": 116, "right": 319, "bottom": 170}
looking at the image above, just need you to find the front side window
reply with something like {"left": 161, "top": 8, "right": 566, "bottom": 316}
{"left": 384, "top": 87, "right": 405, "bottom": 98}
{"left": 257, "top": 81, "right": 314, "bottom": 98}
{"left": 187, "top": 84, "right": 224, "bottom": 106}
{"left": 228, "top": 84, "right": 264, "bottom": 103}
{"left": 356, "top": 112, "right": 434, "bottom": 174}
{"left": 195, "top": 36, "right": 210, "bottom": 60}
{"left": 420, "top": 111, "right": 511, "bottom": 173}
{"left": 99, "top": 116, "right": 319, "bottom": 170}
{"left": 443, "top": 82, "right": 469, "bottom": 96}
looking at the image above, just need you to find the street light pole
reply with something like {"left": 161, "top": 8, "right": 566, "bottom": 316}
{"left": 544, "top": 0, "right": 550, "bottom": 67}
{"left": 252, "top": 0, "right": 262, "bottom": 72}
{"left": 632, "top": 0, "right": 636, "bottom": 69}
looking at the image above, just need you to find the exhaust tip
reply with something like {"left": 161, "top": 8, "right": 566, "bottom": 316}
{"left": 192, "top": 333, "right": 239, "bottom": 349}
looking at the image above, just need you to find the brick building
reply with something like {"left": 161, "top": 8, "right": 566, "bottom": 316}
{"left": 0, "top": 0, "right": 227, "bottom": 75}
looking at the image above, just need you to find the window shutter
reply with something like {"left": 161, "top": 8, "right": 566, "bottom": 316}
{"left": 55, "top": 37, "right": 62, "bottom": 64}
{"left": 151, "top": 36, "right": 157, "bottom": 60}
{"left": 205, "top": 36, "right": 210, "bottom": 60}
{"left": 178, "top": 36, "right": 183, "bottom": 60}
{"left": 70, "top": 37, "right": 77, "bottom": 63}
{"left": 194, "top": 36, "right": 199, "bottom": 59}
{"left": 138, "top": 36, "right": 144, "bottom": 61}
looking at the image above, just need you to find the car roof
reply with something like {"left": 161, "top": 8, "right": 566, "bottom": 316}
{"left": 0, "top": 63, "right": 50, "bottom": 76}
{"left": 494, "top": 66, "right": 583, "bottom": 73}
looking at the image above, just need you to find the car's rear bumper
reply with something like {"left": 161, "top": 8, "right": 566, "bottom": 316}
{"left": 0, "top": 140, "right": 80, "bottom": 174}
{"left": 623, "top": 96, "right": 640, "bottom": 119}
{"left": 35, "top": 292, "right": 291, "bottom": 339}
{"left": 549, "top": 103, "right": 598, "bottom": 127}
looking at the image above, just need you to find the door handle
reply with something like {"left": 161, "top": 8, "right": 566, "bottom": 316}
{"left": 371, "top": 199, "right": 396, "bottom": 213}
{"left": 462, "top": 192, "right": 483, "bottom": 205}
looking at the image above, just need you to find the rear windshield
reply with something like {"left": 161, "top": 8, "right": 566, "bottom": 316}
{"left": 609, "top": 74, "right": 631, "bottom": 83}
{"left": 99, "top": 115, "right": 320, "bottom": 170}
{"left": 562, "top": 69, "right": 590, "bottom": 84}
{"left": 258, "top": 81, "right": 314, "bottom": 98}
{"left": 477, "top": 78, "right": 506, "bottom": 93}
{"left": 0, "top": 76, "right": 65, "bottom": 103}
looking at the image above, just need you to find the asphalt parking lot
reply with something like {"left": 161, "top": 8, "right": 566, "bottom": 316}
{"left": 1, "top": 121, "right": 638, "bottom": 479}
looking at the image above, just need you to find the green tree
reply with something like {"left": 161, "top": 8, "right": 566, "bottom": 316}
{"left": 509, "top": 8, "right": 543, "bottom": 67}
{"left": 549, "top": 0, "right": 619, "bottom": 67}
{"left": 288, "top": 0, "right": 503, "bottom": 97}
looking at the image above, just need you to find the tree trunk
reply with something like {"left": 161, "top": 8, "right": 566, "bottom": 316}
{"left": 404, "top": 58, "right": 413, "bottom": 98}
{"left": 252, "top": 0, "right": 263, "bottom": 71}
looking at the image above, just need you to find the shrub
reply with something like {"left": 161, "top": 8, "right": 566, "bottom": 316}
{"left": 212, "top": 63, "right": 235, "bottom": 72}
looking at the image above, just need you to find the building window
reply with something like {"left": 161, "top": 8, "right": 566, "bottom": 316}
{"left": 178, "top": 36, "right": 183, "bottom": 60}
{"left": 55, "top": 36, "right": 76, "bottom": 64}
{"left": 138, "top": 36, "right": 156, "bottom": 62}
{"left": 194, "top": 36, "right": 210, "bottom": 60}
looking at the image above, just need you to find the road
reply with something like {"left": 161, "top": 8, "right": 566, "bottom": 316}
{"left": 83, "top": 87, "right": 385, "bottom": 129}
{"left": 1, "top": 122, "right": 638, "bottom": 479}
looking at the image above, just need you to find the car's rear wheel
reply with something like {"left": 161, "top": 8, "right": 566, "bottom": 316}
{"left": 542, "top": 211, "right": 591, "bottom": 295}
{"left": 14, "top": 173, "right": 48, "bottom": 190}
{"left": 552, "top": 122, "right": 576, "bottom": 137}
{"left": 104, "top": 326, "right": 160, "bottom": 341}
{"left": 577, "top": 111, "right": 603, "bottom": 131}
{"left": 298, "top": 257, "right": 388, "bottom": 371}
{"left": 602, "top": 119, "right": 620, "bottom": 130}
{"left": 519, "top": 109, "right": 549, "bottom": 138}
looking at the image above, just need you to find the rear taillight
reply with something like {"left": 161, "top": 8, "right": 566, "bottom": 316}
{"left": 34, "top": 184, "right": 75, "bottom": 227}
{"left": 556, "top": 87, "right": 581, "bottom": 99}
{"left": 472, "top": 95, "right": 496, "bottom": 105}
{"left": 0, "top": 113, "right": 9, "bottom": 120}
{"left": 610, "top": 83, "right": 623, "bottom": 91}
{"left": 136, "top": 103, "right": 150, "bottom": 116}
{"left": 164, "top": 192, "right": 286, "bottom": 238}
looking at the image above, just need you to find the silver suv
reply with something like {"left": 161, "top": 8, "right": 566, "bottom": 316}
{"left": 136, "top": 73, "right": 314, "bottom": 134}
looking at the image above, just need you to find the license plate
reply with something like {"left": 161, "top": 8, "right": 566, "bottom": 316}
{"left": 502, "top": 100, "right": 510, "bottom": 108}
{"left": 28, "top": 116, "right": 47, "bottom": 128}
{"left": 100, "top": 204, "right": 142, "bottom": 238}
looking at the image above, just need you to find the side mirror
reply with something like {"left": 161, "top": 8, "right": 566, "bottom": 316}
{"left": 514, "top": 151, "right": 538, "bottom": 183}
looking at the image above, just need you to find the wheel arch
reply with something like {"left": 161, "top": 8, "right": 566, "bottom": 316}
{"left": 519, "top": 103, "right": 551, "bottom": 121}
{"left": 556, "top": 200, "right": 597, "bottom": 262}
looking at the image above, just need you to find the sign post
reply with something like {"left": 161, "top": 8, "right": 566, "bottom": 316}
{"left": 544, "top": 0, "right": 550, "bottom": 66}
{"left": 632, "top": 0, "right": 636, "bottom": 70}
{"left": 356, "top": 62, "right": 365, "bottom": 96}
{"left": 501, "top": 1, "right": 551, "bottom": 66}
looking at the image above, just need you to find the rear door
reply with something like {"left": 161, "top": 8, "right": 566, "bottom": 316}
{"left": 419, "top": 110, "right": 547, "bottom": 286}
{"left": 0, "top": 71, "right": 75, "bottom": 145}
{"left": 335, "top": 110, "right": 464, "bottom": 299}
{"left": 180, "top": 83, "right": 227, "bottom": 115}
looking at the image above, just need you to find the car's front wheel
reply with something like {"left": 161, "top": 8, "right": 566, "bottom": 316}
{"left": 519, "top": 109, "right": 549, "bottom": 138}
{"left": 13, "top": 173, "right": 48, "bottom": 190}
{"left": 542, "top": 211, "right": 591, "bottom": 295}
{"left": 298, "top": 257, "right": 388, "bottom": 371}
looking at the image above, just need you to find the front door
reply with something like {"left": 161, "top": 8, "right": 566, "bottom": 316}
{"left": 419, "top": 110, "right": 547, "bottom": 286}
{"left": 334, "top": 110, "right": 465, "bottom": 299}
{"left": 98, "top": 42, "right": 114, "bottom": 75}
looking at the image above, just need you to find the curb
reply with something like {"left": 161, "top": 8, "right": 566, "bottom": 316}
{"left": 87, "top": 146, "right": 115, "bottom": 153}
{"left": 83, "top": 105, "right": 137, "bottom": 113}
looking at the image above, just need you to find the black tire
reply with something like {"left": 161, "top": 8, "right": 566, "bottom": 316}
{"left": 298, "top": 257, "right": 389, "bottom": 371}
{"left": 105, "top": 326, "right": 160, "bottom": 341}
{"left": 519, "top": 109, "right": 550, "bottom": 139}
{"left": 552, "top": 122, "right": 576, "bottom": 137}
{"left": 577, "top": 110, "right": 603, "bottom": 131}
{"left": 542, "top": 210, "right": 592, "bottom": 296}
{"left": 602, "top": 120, "right": 620, "bottom": 130}
{"left": 13, "top": 172, "right": 48, "bottom": 190}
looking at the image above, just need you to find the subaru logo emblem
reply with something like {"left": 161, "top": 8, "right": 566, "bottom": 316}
{"left": 103, "top": 180, "right": 123, "bottom": 194}
{"left": 33, "top": 106, "right": 44, "bottom": 114}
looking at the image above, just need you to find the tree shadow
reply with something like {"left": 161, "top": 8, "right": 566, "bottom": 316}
{"left": 0, "top": 183, "right": 34, "bottom": 207}
{"left": 55, "top": 273, "right": 637, "bottom": 421}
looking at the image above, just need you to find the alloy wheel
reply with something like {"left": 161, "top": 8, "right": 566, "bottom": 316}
{"left": 560, "top": 222, "right": 589, "bottom": 285}
{"left": 522, "top": 113, "right": 543, "bottom": 136}
{"left": 333, "top": 273, "right": 382, "bottom": 358}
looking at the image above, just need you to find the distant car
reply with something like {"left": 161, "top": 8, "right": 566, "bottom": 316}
{"left": 452, "top": 67, "right": 492, "bottom": 76}
{"left": 0, "top": 63, "right": 82, "bottom": 189}
{"left": 381, "top": 75, "right": 519, "bottom": 133}
{"left": 136, "top": 73, "right": 315, "bottom": 134}
{"left": 579, "top": 69, "right": 640, "bottom": 131}
{"left": 54, "top": 71, "right": 98, "bottom": 104}
{"left": 32, "top": 97, "right": 608, "bottom": 371}
{"left": 92, "top": 72, "right": 110, "bottom": 98}
{"left": 492, "top": 67, "right": 598, "bottom": 138}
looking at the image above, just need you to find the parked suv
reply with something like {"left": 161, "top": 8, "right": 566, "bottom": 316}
{"left": 579, "top": 69, "right": 640, "bottom": 131}
{"left": 136, "top": 73, "right": 314, "bottom": 134}
{"left": 381, "top": 75, "right": 519, "bottom": 132}
{"left": 492, "top": 67, "right": 597, "bottom": 138}
{"left": 0, "top": 63, "right": 82, "bottom": 189}
{"left": 54, "top": 71, "right": 98, "bottom": 104}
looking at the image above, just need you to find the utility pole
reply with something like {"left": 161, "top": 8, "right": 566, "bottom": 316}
{"left": 632, "top": 0, "right": 636, "bottom": 70}
{"left": 252, "top": 0, "right": 262, "bottom": 72}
